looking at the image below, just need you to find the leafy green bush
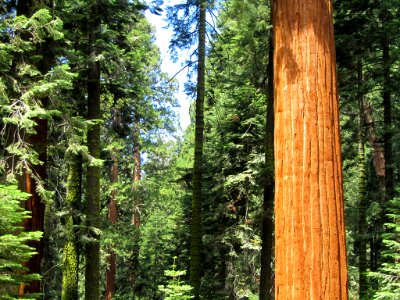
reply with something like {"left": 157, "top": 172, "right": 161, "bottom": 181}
{"left": 0, "top": 184, "right": 42, "bottom": 299}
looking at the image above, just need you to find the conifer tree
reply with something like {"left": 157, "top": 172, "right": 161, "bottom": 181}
{"left": 189, "top": 0, "right": 206, "bottom": 297}
{"left": 85, "top": 1, "right": 101, "bottom": 298}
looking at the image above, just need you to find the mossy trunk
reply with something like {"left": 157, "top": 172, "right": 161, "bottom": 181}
{"left": 61, "top": 154, "right": 82, "bottom": 300}
{"left": 273, "top": 0, "right": 348, "bottom": 298}
{"left": 189, "top": 0, "right": 206, "bottom": 298}
{"left": 85, "top": 1, "right": 101, "bottom": 298}
{"left": 259, "top": 33, "right": 274, "bottom": 300}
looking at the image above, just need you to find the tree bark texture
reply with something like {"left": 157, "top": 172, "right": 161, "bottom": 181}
{"left": 85, "top": 1, "right": 101, "bottom": 298}
{"left": 189, "top": 0, "right": 206, "bottom": 298}
{"left": 273, "top": 1, "right": 348, "bottom": 299}
{"left": 61, "top": 154, "right": 82, "bottom": 300}
{"left": 259, "top": 33, "right": 274, "bottom": 300}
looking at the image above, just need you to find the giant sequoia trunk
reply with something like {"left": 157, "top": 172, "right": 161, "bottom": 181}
{"left": 189, "top": 0, "right": 206, "bottom": 298}
{"left": 273, "top": 1, "right": 348, "bottom": 298}
{"left": 85, "top": 1, "right": 101, "bottom": 298}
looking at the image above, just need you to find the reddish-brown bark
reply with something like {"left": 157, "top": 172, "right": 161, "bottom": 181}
{"left": 18, "top": 117, "right": 47, "bottom": 295}
{"left": 273, "top": 0, "right": 348, "bottom": 299}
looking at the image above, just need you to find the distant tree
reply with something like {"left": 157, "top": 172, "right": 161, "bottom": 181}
{"left": 273, "top": 0, "right": 348, "bottom": 298}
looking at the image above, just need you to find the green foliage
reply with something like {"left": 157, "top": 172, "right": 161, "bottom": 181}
{"left": 159, "top": 257, "right": 193, "bottom": 300}
{"left": 370, "top": 196, "right": 400, "bottom": 299}
{"left": 0, "top": 184, "right": 42, "bottom": 299}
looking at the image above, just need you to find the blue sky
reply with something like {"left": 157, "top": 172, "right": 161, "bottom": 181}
{"left": 145, "top": 0, "right": 192, "bottom": 132}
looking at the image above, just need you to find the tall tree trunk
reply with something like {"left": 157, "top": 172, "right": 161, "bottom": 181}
{"left": 259, "top": 34, "right": 274, "bottom": 300}
{"left": 381, "top": 10, "right": 393, "bottom": 205}
{"left": 273, "top": 1, "right": 348, "bottom": 299}
{"left": 189, "top": 0, "right": 206, "bottom": 298}
{"left": 18, "top": 122, "right": 47, "bottom": 296}
{"left": 357, "top": 139, "right": 368, "bottom": 298}
{"left": 85, "top": 1, "right": 101, "bottom": 298}
{"left": 357, "top": 60, "right": 368, "bottom": 299}
{"left": 16, "top": 0, "right": 53, "bottom": 295}
{"left": 105, "top": 147, "right": 118, "bottom": 300}
{"left": 61, "top": 154, "right": 82, "bottom": 300}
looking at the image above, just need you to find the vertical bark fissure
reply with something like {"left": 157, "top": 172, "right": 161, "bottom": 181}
{"left": 273, "top": 0, "right": 348, "bottom": 298}
{"left": 85, "top": 1, "right": 101, "bottom": 298}
{"left": 189, "top": 0, "right": 206, "bottom": 298}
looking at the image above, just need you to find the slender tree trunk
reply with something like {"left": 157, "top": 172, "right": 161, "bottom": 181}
{"left": 132, "top": 114, "right": 141, "bottom": 227}
{"left": 85, "top": 2, "right": 101, "bottom": 298}
{"left": 381, "top": 11, "right": 393, "bottom": 205}
{"left": 189, "top": 0, "right": 206, "bottom": 298}
{"left": 128, "top": 114, "right": 141, "bottom": 293}
{"left": 259, "top": 34, "right": 274, "bottom": 300}
{"left": 357, "top": 138, "right": 368, "bottom": 298}
{"left": 357, "top": 60, "right": 368, "bottom": 299}
{"left": 61, "top": 154, "right": 82, "bottom": 300}
{"left": 105, "top": 147, "right": 118, "bottom": 300}
{"left": 273, "top": 1, "right": 348, "bottom": 299}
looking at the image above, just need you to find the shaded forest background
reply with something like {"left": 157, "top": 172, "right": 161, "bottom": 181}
{"left": 0, "top": 0, "right": 399, "bottom": 299}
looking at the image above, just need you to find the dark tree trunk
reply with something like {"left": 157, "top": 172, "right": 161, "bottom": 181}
{"left": 259, "top": 34, "right": 274, "bottom": 300}
{"left": 85, "top": 2, "right": 101, "bottom": 298}
{"left": 105, "top": 146, "right": 118, "bottom": 300}
{"left": 189, "top": 0, "right": 206, "bottom": 298}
